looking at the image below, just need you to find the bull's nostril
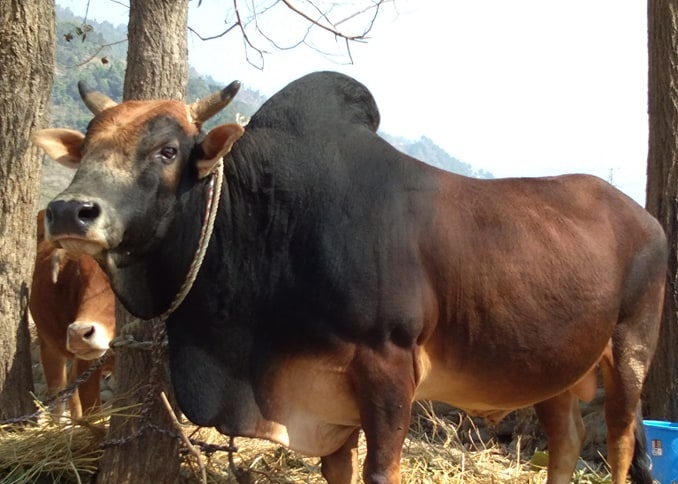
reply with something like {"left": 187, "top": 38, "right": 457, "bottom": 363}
{"left": 78, "top": 203, "right": 101, "bottom": 225}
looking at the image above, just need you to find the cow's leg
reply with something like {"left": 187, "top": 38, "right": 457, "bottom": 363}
{"left": 39, "top": 340, "right": 68, "bottom": 418}
{"left": 320, "top": 428, "right": 360, "bottom": 484}
{"left": 534, "top": 391, "right": 585, "bottom": 484}
{"left": 71, "top": 358, "right": 103, "bottom": 417}
{"left": 350, "top": 344, "right": 416, "bottom": 484}
{"left": 67, "top": 361, "right": 85, "bottom": 419}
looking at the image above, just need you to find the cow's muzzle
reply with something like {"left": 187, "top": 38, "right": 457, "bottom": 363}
{"left": 67, "top": 321, "right": 112, "bottom": 360}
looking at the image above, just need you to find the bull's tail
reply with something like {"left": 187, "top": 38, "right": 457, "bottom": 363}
{"left": 629, "top": 407, "right": 653, "bottom": 484}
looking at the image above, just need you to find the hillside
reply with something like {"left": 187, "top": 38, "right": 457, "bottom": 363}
{"left": 42, "top": 6, "right": 493, "bottom": 207}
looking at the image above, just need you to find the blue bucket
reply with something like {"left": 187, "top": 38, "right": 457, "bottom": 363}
{"left": 643, "top": 420, "right": 678, "bottom": 484}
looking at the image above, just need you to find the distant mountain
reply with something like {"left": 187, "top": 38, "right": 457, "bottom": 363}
{"left": 42, "top": 5, "right": 493, "bottom": 206}
{"left": 51, "top": 5, "right": 266, "bottom": 132}
{"left": 383, "top": 134, "right": 493, "bottom": 179}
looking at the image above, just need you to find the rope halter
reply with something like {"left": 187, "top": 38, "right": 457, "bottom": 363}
{"left": 160, "top": 160, "right": 224, "bottom": 321}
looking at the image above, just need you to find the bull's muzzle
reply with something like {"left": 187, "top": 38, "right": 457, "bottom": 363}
{"left": 46, "top": 199, "right": 100, "bottom": 236}
{"left": 45, "top": 199, "right": 108, "bottom": 255}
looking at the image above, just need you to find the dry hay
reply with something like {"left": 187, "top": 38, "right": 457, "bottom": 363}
{"left": 0, "top": 408, "right": 108, "bottom": 483}
{"left": 1, "top": 401, "right": 613, "bottom": 484}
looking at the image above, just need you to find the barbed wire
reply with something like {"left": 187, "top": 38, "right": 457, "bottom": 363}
{"left": 0, "top": 332, "right": 238, "bottom": 459}
{"left": 0, "top": 350, "right": 113, "bottom": 426}
{"left": 0, "top": 321, "right": 165, "bottom": 427}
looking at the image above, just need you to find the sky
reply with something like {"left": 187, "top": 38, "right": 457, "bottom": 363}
{"left": 57, "top": 0, "right": 649, "bottom": 204}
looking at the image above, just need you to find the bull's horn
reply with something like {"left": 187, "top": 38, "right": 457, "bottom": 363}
{"left": 78, "top": 81, "right": 118, "bottom": 114}
{"left": 189, "top": 80, "right": 241, "bottom": 125}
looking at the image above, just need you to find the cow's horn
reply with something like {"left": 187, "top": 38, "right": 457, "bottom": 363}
{"left": 189, "top": 80, "right": 241, "bottom": 125}
{"left": 78, "top": 81, "right": 118, "bottom": 114}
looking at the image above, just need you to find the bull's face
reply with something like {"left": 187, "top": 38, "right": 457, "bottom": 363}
{"left": 31, "top": 82, "right": 244, "bottom": 265}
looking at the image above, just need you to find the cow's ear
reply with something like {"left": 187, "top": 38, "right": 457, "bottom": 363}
{"left": 30, "top": 129, "right": 85, "bottom": 169}
{"left": 196, "top": 123, "right": 244, "bottom": 179}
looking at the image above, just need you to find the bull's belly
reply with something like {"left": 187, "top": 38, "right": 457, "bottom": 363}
{"left": 253, "top": 348, "right": 598, "bottom": 455}
{"left": 413, "top": 344, "right": 602, "bottom": 416}
{"left": 245, "top": 354, "right": 361, "bottom": 457}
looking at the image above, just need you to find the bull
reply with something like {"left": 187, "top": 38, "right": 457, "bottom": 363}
{"left": 31, "top": 71, "right": 666, "bottom": 483}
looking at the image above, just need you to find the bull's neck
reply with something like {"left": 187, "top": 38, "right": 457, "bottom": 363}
{"left": 105, "top": 175, "right": 224, "bottom": 320}
{"left": 107, "top": 155, "right": 296, "bottom": 321}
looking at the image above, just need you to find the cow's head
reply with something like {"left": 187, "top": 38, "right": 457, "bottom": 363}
{"left": 31, "top": 82, "right": 244, "bottom": 264}
{"left": 49, "top": 247, "right": 116, "bottom": 359}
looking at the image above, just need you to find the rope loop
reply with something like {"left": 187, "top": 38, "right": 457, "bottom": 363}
{"left": 160, "top": 161, "right": 224, "bottom": 321}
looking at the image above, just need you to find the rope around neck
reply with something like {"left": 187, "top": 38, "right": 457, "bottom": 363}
{"left": 159, "top": 161, "right": 224, "bottom": 321}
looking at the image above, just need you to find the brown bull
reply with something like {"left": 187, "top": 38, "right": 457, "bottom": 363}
{"left": 31, "top": 71, "right": 666, "bottom": 483}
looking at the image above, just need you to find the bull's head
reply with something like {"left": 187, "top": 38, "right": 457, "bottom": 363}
{"left": 31, "top": 82, "right": 244, "bottom": 263}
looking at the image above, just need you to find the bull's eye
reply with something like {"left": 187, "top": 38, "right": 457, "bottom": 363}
{"left": 159, "top": 146, "right": 178, "bottom": 163}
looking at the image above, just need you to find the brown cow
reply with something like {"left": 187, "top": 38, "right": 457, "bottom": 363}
{"left": 32, "top": 72, "right": 666, "bottom": 483}
{"left": 30, "top": 209, "right": 115, "bottom": 419}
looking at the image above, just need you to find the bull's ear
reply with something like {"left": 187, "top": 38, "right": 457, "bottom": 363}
{"left": 195, "top": 123, "right": 244, "bottom": 179}
{"left": 30, "top": 129, "right": 85, "bottom": 169}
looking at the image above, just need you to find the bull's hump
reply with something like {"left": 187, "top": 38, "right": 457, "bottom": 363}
{"left": 249, "top": 71, "right": 380, "bottom": 134}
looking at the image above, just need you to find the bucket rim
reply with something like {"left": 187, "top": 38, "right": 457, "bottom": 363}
{"left": 642, "top": 419, "right": 678, "bottom": 428}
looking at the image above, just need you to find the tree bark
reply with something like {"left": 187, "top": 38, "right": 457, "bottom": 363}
{"left": 96, "top": 1, "right": 188, "bottom": 482}
{"left": 123, "top": 0, "right": 189, "bottom": 100}
{"left": 645, "top": 0, "right": 678, "bottom": 421}
{"left": 0, "top": 0, "right": 55, "bottom": 420}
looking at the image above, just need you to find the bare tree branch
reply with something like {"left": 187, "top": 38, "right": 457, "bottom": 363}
{"left": 108, "top": 0, "right": 130, "bottom": 9}
{"left": 63, "top": 38, "right": 128, "bottom": 68}
{"left": 186, "top": 0, "right": 394, "bottom": 67}
{"left": 253, "top": 3, "right": 310, "bottom": 51}
{"left": 188, "top": 22, "right": 239, "bottom": 41}
{"left": 335, "top": 0, "right": 389, "bottom": 29}
{"left": 236, "top": 0, "right": 268, "bottom": 69}
{"left": 280, "top": 0, "right": 366, "bottom": 41}
{"left": 83, "top": 0, "right": 91, "bottom": 24}
{"left": 301, "top": 0, "right": 338, "bottom": 31}
{"left": 67, "top": 0, "right": 390, "bottom": 69}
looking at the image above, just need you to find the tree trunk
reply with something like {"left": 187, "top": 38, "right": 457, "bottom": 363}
{"left": 96, "top": 1, "right": 188, "bottom": 482}
{"left": 123, "top": 0, "right": 189, "bottom": 100}
{"left": 0, "top": 0, "right": 55, "bottom": 420}
{"left": 645, "top": 0, "right": 678, "bottom": 421}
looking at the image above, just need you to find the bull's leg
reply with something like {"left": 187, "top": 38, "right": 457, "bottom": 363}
{"left": 600, "top": 260, "right": 664, "bottom": 484}
{"left": 350, "top": 344, "right": 416, "bottom": 484}
{"left": 321, "top": 428, "right": 360, "bottom": 484}
{"left": 534, "top": 391, "right": 585, "bottom": 484}
{"left": 600, "top": 336, "right": 654, "bottom": 483}
{"left": 39, "top": 340, "right": 68, "bottom": 419}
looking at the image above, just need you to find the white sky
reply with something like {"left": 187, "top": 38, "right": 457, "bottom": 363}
{"left": 58, "top": 0, "right": 648, "bottom": 204}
